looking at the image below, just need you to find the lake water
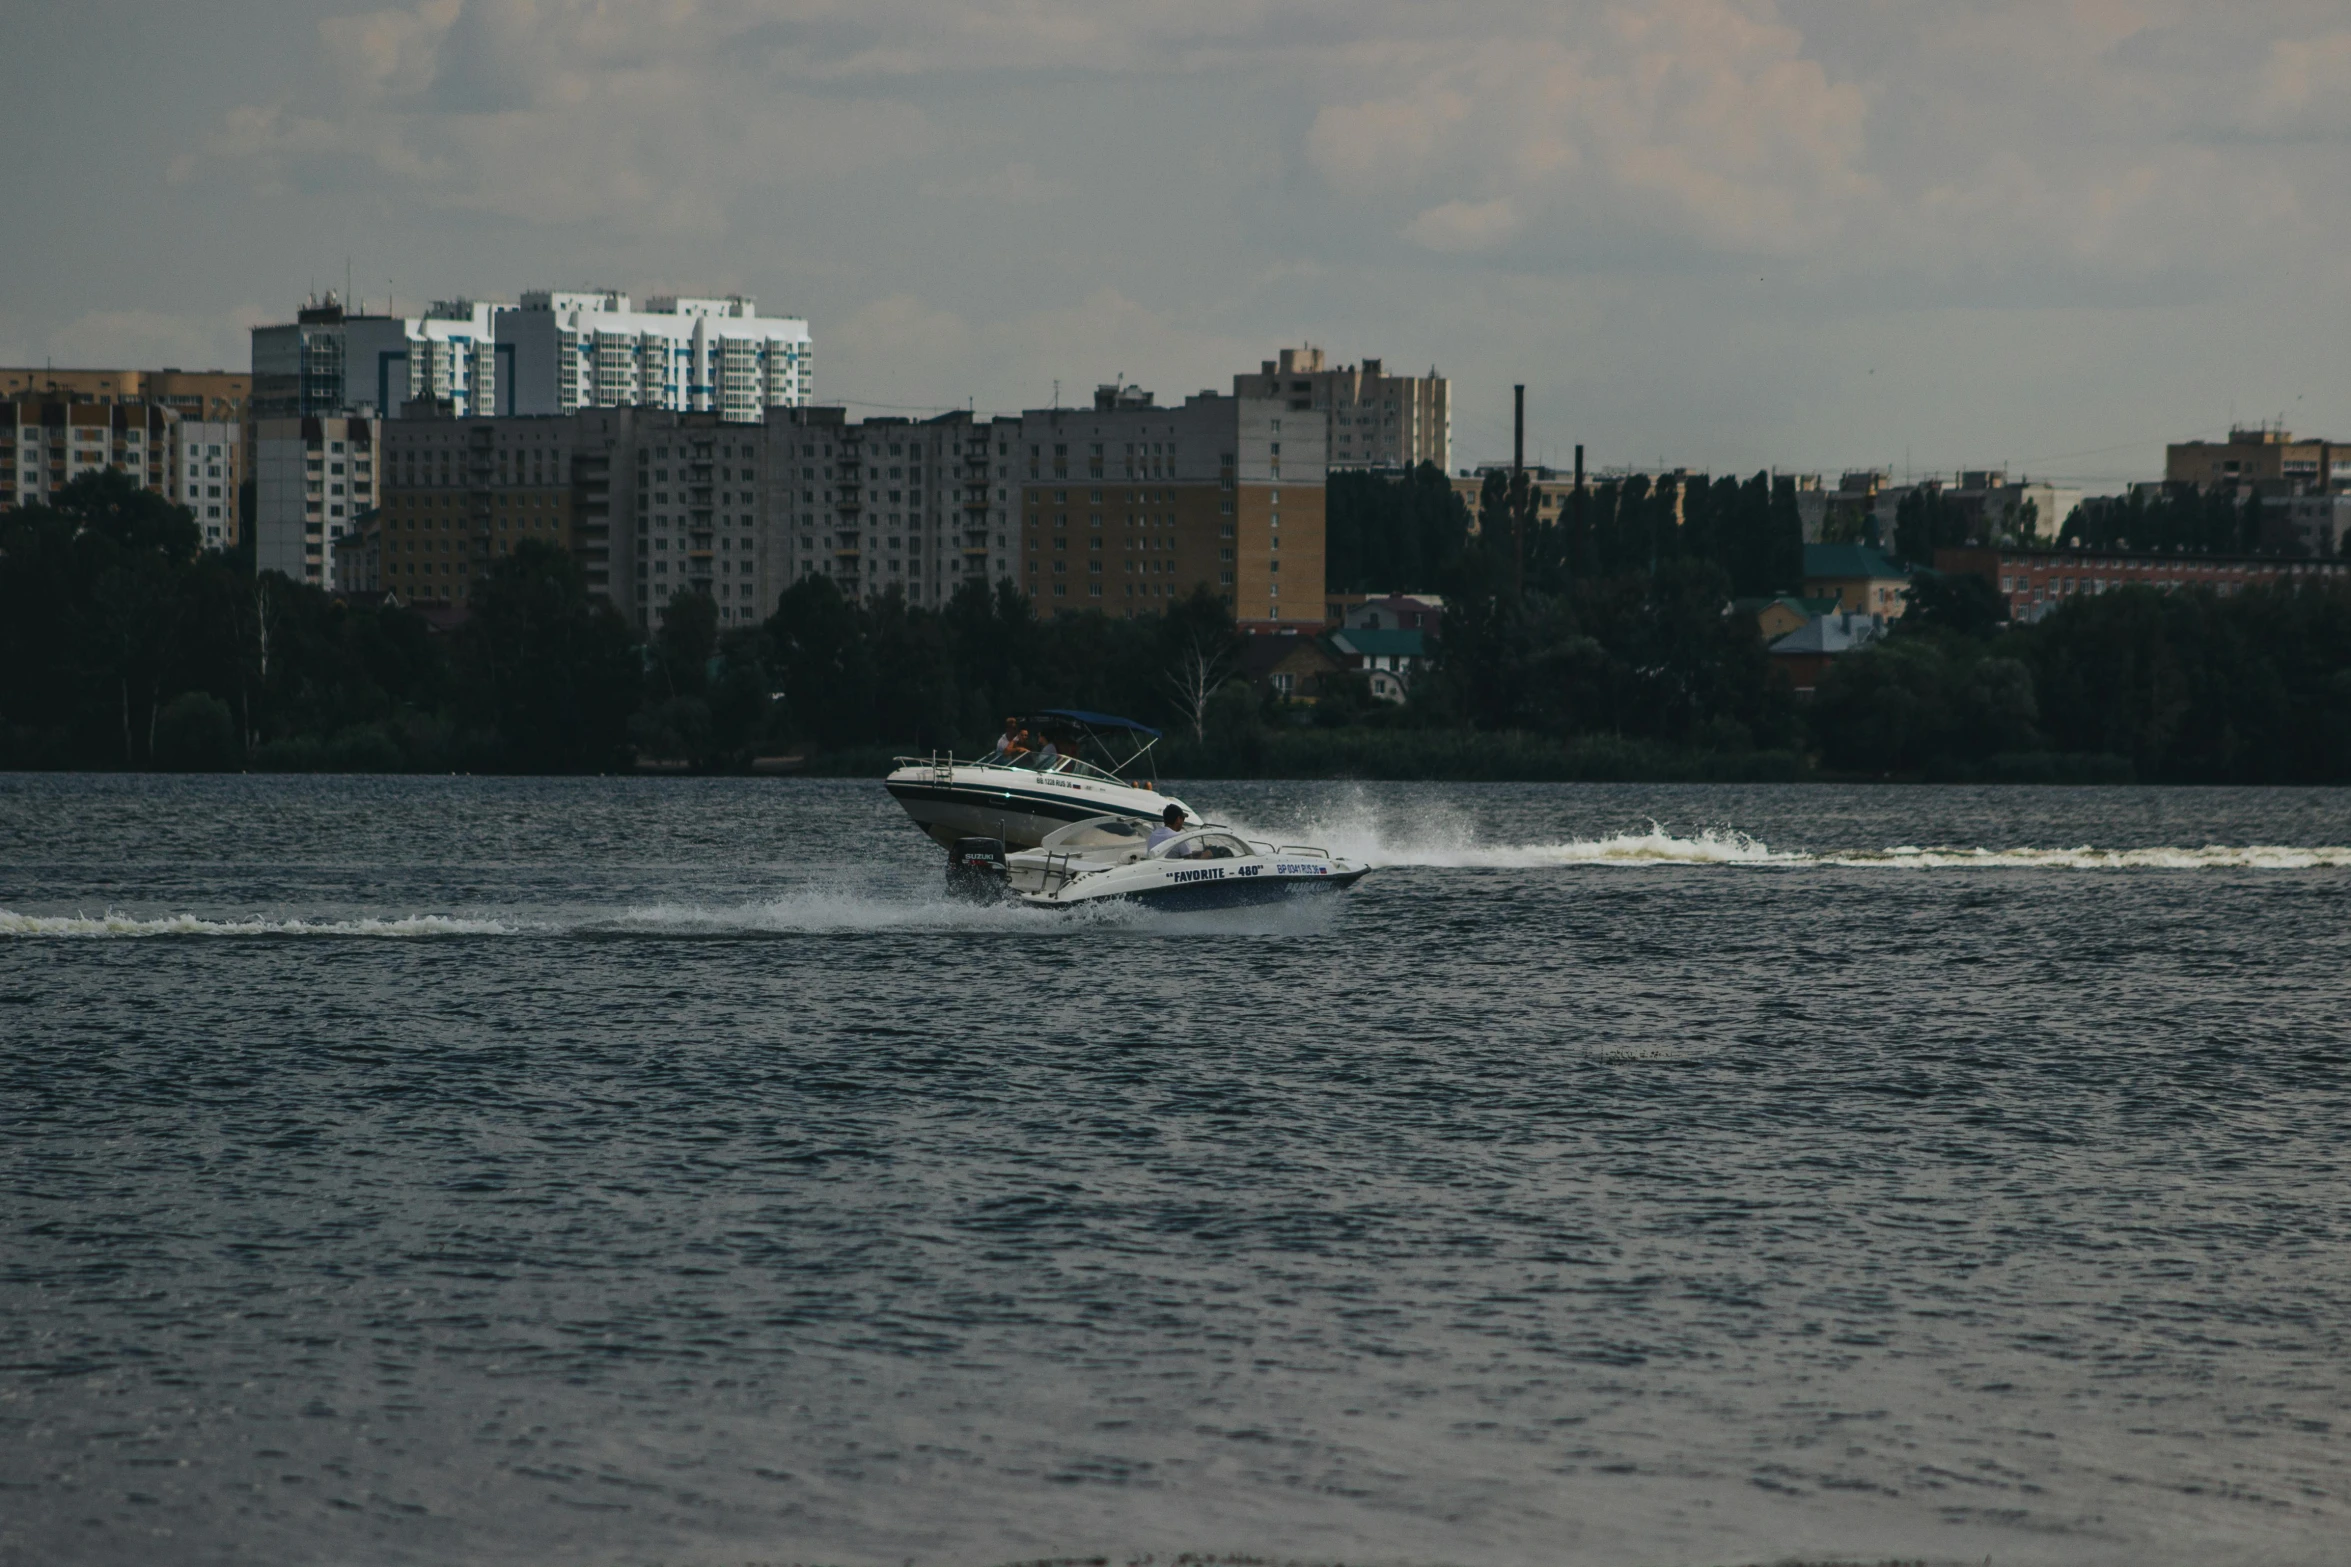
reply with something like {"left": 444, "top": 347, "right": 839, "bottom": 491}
{"left": 3, "top": 774, "right": 2347, "bottom": 1567}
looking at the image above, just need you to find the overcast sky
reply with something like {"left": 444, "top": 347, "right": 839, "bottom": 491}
{"left": 7, "top": 0, "right": 2351, "bottom": 487}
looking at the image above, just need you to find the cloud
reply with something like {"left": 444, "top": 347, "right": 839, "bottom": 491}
{"left": 919, "top": 162, "right": 1069, "bottom": 205}
{"left": 1404, "top": 198, "right": 1522, "bottom": 254}
{"left": 1305, "top": 2, "right": 1874, "bottom": 259}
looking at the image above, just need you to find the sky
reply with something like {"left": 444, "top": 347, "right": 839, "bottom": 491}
{"left": 6, "top": 0, "right": 2351, "bottom": 488}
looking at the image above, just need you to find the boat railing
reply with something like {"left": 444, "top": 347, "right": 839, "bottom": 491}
{"left": 1276, "top": 845, "right": 1330, "bottom": 859}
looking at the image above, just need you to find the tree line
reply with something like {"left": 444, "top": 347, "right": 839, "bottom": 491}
{"left": 0, "top": 470, "right": 1251, "bottom": 773}
{"left": 1813, "top": 569, "right": 2351, "bottom": 782}
{"left": 6, "top": 467, "right": 2345, "bottom": 781}
{"left": 1327, "top": 461, "right": 2351, "bottom": 781}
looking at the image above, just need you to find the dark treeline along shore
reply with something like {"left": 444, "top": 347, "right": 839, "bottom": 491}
{"left": 4, "top": 467, "right": 2349, "bottom": 782}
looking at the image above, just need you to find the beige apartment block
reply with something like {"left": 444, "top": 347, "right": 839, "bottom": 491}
{"left": 2166, "top": 426, "right": 2351, "bottom": 492}
{"left": 1017, "top": 381, "right": 1326, "bottom": 631}
{"left": 1, "top": 367, "right": 249, "bottom": 423}
{"left": 1235, "top": 345, "right": 1449, "bottom": 473}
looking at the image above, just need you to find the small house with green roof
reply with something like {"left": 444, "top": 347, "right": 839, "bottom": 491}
{"left": 1802, "top": 543, "right": 1911, "bottom": 620}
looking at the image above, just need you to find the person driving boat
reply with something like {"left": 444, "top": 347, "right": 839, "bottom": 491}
{"left": 1147, "top": 804, "right": 1191, "bottom": 854}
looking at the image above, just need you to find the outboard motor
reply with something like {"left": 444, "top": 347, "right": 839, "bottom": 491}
{"left": 945, "top": 836, "right": 1008, "bottom": 901}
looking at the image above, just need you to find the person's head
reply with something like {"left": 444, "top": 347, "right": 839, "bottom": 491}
{"left": 1162, "top": 804, "right": 1186, "bottom": 828}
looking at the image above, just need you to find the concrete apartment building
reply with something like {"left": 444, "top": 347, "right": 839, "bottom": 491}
{"left": 254, "top": 415, "right": 378, "bottom": 586}
{"left": 251, "top": 293, "right": 503, "bottom": 421}
{"left": 168, "top": 420, "right": 241, "bottom": 548}
{"left": 349, "top": 411, "right": 612, "bottom": 607}
{"left": 1015, "top": 381, "right": 1326, "bottom": 630}
{"left": 497, "top": 291, "right": 811, "bottom": 421}
{"left": 1, "top": 366, "right": 249, "bottom": 423}
{"left": 1237, "top": 346, "right": 1449, "bottom": 473}
{"left": 0, "top": 398, "right": 177, "bottom": 512}
{"left": 2166, "top": 425, "right": 2351, "bottom": 493}
{"left": 771, "top": 408, "right": 1020, "bottom": 618}
{"left": 0, "top": 396, "right": 247, "bottom": 547}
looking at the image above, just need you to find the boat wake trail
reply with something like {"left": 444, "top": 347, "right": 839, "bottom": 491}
{"left": 7, "top": 837, "right": 2342, "bottom": 940}
{"left": 0, "top": 910, "right": 517, "bottom": 939}
{"left": 1228, "top": 811, "right": 2351, "bottom": 872}
{"left": 1, "top": 891, "right": 1340, "bottom": 941}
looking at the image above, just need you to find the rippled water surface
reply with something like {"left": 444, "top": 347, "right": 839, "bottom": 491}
{"left": 3, "top": 774, "right": 2348, "bottom": 1567}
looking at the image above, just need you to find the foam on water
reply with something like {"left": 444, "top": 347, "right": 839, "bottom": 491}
{"left": 0, "top": 909, "right": 517, "bottom": 939}
{"left": 1228, "top": 803, "right": 2351, "bottom": 871}
{"left": 7, "top": 835, "right": 2344, "bottom": 940}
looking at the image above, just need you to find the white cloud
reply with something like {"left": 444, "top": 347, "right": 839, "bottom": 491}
{"left": 1306, "top": 3, "right": 1874, "bottom": 259}
{"left": 1404, "top": 198, "right": 1522, "bottom": 255}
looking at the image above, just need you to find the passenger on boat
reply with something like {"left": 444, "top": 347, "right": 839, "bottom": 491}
{"left": 985, "top": 721, "right": 1022, "bottom": 763}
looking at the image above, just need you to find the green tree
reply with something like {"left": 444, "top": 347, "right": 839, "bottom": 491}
{"left": 454, "top": 541, "right": 640, "bottom": 771}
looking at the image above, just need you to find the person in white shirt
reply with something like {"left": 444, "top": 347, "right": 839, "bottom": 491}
{"left": 1147, "top": 804, "right": 1190, "bottom": 853}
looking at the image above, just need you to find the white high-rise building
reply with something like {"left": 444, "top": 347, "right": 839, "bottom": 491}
{"left": 251, "top": 293, "right": 505, "bottom": 419}
{"left": 499, "top": 292, "right": 811, "bottom": 422}
{"left": 168, "top": 419, "right": 241, "bottom": 548}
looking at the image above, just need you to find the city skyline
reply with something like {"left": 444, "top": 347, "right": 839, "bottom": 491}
{"left": 8, "top": 3, "right": 2351, "bottom": 489}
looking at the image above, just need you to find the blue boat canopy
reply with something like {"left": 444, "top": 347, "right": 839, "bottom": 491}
{"left": 1031, "top": 708, "right": 1163, "bottom": 739}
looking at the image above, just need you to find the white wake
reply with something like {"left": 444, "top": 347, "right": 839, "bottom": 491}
{"left": 1218, "top": 806, "right": 2351, "bottom": 872}
{"left": 0, "top": 910, "right": 517, "bottom": 939}
{"left": 5, "top": 834, "right": 2344, "bottom": 940}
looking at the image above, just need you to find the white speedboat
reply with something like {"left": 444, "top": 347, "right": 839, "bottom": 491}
{"left": 977, "top": 814, "right": 1370, "bottom": 910}
{"left": 885, "top": 710, "right": 1193, "bottom": 851}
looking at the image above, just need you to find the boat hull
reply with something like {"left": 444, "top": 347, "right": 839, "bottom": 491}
{"left": 885, "top": 770, "right": 1185, "bottom": 851}
{"left": 1025, "top": 865, "right": 1371, "bottom": 911}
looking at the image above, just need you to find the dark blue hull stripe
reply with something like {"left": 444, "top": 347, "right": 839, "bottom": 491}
{"left": 886, "top": 781, "right": 1163, "bottom": 825}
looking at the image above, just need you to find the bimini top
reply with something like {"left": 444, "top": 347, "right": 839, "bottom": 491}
{"left": 1030, "top": 708, "right": 1163, "bottom": 739}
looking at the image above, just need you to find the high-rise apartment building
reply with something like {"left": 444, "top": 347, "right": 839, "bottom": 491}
{"left": 356, "top": 410, "right": 611, "bottom": 605}
{"left": 2166, "top": 426, "right": 2351, "bottom": 494}
{"left": 1016, "top": 381, "right": 1326, "bottom": 630}
{"left": 251, "top": 293, "right": 503, "bottom": 420}
{"left": 0, "top": 399, "right": 177, "bottom": 513}
{"left": 498, "top": 292, "right": 811, "bottom": 421}
{"left": 619, "top": 409, "right": 774, "bottom": 629}
{"left": 167, "top": 420, "right": 242, "bottom": 548}
{"left": 1237, "top": 346, "right": 1449, "bottom": 474}
{"left": 767, "top": 408, "right": 1021, "bottom": 618}
{"left": 254, "top": 415, "right": 378, "bottom": 587}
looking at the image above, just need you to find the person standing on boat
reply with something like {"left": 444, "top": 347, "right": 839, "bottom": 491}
{"left": 985, "top": 721, "right": 1022, "bottom": 763}
{"left": 1148, "top": 804, "right": 1189, "bottom": 852}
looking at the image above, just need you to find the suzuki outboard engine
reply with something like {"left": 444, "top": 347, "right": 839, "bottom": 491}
{"left": 945, "top": 836, "right": 1008, "bottom": 901}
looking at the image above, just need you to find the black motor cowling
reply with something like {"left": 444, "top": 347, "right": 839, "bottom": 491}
{"left": 945, "top": 836, "right": 1009, "bottom": 900}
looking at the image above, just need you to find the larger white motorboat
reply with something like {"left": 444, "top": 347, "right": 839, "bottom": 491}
{"left": 883, "top": 710, "right": 1194, "bottom": 851}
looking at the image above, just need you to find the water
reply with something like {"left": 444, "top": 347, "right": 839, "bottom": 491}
{"left": 3, "top": 774, "right": 2347, "bottom": 1567}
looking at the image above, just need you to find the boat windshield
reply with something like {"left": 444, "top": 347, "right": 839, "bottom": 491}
{"left": 1151, "top": 831, "right": 1251, "bottom": 861}
{"left": 1041, "top": 816, "right": 1151, "bottom": 849}
{"left": 1014, "top": 754, "right": 1123, "bottom": 783}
